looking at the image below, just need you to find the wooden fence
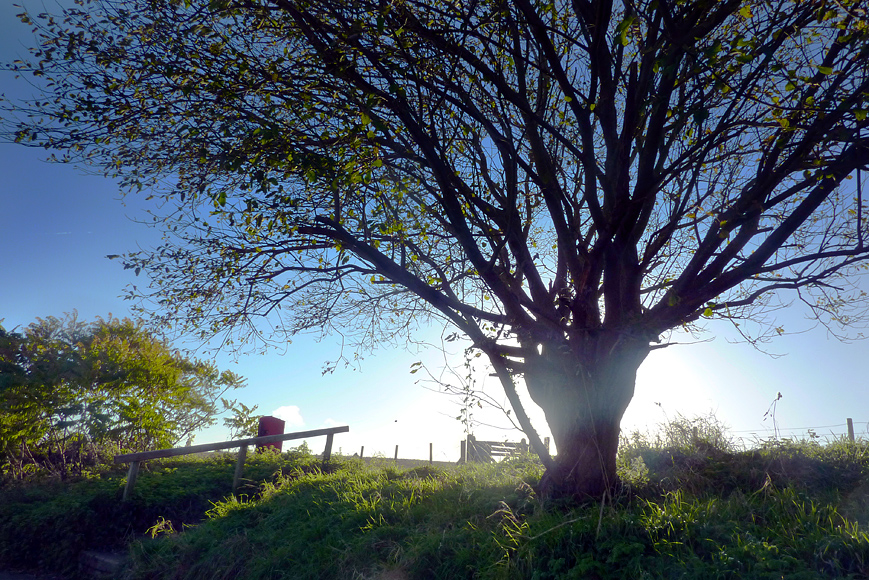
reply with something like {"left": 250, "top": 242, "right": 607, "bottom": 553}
{"left": 460, "top": 434, "right": 550, "bottom": 463}
{"left": 357, "top": 442, "right": 441, "bottom": 463}
{"left": 114, "top": 426, "right": 349, "bottom": 500}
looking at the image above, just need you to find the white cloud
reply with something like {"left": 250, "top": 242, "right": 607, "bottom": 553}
{"left": 271, "top": 405, "right": 305, "bottom": 428}
{"left": 322, "top": 418, "right": 340, "bottom": 428}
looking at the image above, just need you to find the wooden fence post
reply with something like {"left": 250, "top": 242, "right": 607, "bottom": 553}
{"left": 394, "top": 444, "right": 399, "bottom": 461}
{"left": 847, "top": 418, "right": 855, "bottom": 442}
{"left": 360, "top": 445, "right": 364, "bottom": 458}
{"left": 460, "top": 439, "right": 466, "bottom": 463}
{"left": 123, "top": 460, "right": 140, "bottom": 501}
{"left": 323, "top": 433, "right": 335, "bottom": 462}
{"left": 429, "top": 443, "right": 433, "bottom": 464}
{"left": 116, "top": 426, "right": 349, "bottom": 500}
{"left": 233, "top": 445, "right": 248, "bottom": 492}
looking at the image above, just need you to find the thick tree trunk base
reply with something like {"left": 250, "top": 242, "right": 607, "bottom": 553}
{"left": 535, "top": 423, "right": 622, "bottom": 503}
{"left": 522, "top": 335, "right": 649, "bottom": 502}
{"left": 537, "top": 461, "right": 617, "bottom": 503}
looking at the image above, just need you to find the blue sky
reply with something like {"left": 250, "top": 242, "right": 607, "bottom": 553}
{"left": 1, "top": 1, "right": 866, "bottom": 460}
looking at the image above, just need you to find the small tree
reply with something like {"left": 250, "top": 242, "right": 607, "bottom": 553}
{"left": 222, "top": 401, "right": 261, "bottom": 440}
{"left": 3, "top": 0, "right": 869, "bottom": 498}
{"left": 0, "top": 314, "right": 247, "bottom": 478}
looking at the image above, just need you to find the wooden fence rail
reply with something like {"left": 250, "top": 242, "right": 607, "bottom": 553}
{"left": 115, "top": 426, "right": 349, "bottom": 500}
{"left": 460, "top": 434, "right": 550, "bottom": 463}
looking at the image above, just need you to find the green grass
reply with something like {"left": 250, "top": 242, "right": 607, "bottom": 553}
{"left": 0, "top": 449, "right": 310, "bottom": 576}
{"left": 1, "top": 431, "right": 868, "bottom": 579}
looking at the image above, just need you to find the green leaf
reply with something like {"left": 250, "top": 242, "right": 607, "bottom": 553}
{"left": 615, "top": 15, "right": 635, "bottom": 46}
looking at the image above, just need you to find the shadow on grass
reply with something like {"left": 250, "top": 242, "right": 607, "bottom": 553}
{"left": 2, "top": 441, "right": 868, "bottom": 580}
{"left": 123, "top": 450, "right": 869, "bottom": 580}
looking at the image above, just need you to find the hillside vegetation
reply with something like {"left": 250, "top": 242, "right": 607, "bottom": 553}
{"left": 1, "top": 421, "right": 868, "bottom": 579}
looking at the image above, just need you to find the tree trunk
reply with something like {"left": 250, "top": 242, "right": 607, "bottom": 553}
{"left": 524, "top": 335, "right": 649, "bottom": 501}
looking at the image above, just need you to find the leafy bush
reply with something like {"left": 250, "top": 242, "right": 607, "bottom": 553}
{"left": 0, "top": 314, "right": 250, "bottom": 481}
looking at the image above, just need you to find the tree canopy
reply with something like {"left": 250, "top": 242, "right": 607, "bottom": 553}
{"left": 0, "top": 314, "right": 247, "bottom": 478}
{"left": 4, "top": 0, "right": 869, "bottom": 498}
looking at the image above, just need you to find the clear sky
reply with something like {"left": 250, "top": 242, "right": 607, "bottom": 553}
{"left": 1, "top": 1, "right": 866, "bottom": 461}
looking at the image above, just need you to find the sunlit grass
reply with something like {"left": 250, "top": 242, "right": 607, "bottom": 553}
{"left": 1, "top": 424, "right": 867, "bottom": 579}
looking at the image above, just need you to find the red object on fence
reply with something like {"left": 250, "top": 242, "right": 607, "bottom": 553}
{"left": 257, "top": 416, "right": 286, "bottom": 452}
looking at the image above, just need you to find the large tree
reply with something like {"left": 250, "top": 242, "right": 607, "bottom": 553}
{"left": 4, "top": 0, "right": 869, "bottom": 498}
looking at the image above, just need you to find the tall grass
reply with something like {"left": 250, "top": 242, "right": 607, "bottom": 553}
{"left": 1, "top": 421, "right": 867, "bottom": 579}
{"left": 0, "top": 449, "right": 303, "bottom": 576}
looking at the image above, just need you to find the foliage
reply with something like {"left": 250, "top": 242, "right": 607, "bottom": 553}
{"left": 619, "top": 415, "right": 869, "bottom": 507}
{"left": 1, "top": 428, "right": 868, "bottom": 579}
{"left": 0, "top": 313, "right": 247, "bottom": 480}
{"left": 4, "top": 0, "right": 869, "bottom": 497}
{"left": 221, "top": 400, "right": 260, "bottom": 440}
{"left": 125, "top": 441, "right": 869, "bottom": 580}
{"left": 0, "top": 450, "right": 295, "bottom": 577}
{"left": 618, "top": 412, "right": 737, "bottom": 462}
{"left": 0, "top": 324, "right": 27, "bottom": 393}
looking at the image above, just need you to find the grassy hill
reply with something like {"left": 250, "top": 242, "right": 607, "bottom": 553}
{"left": 1, "top": 426, "right": 868, "bottom": 579}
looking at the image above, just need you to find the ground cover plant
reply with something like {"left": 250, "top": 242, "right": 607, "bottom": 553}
{"left": 0, "top": 448, "right": 304, "bottom": 577}
{"left": 120, "top": 431, "right": 869, "bottom": 580}
{"left": 1, "top": 422, "right": 867, "bottom": 579}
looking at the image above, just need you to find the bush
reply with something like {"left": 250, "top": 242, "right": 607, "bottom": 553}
{"left": 0, "top": 314, "right": 250, "bottom": 482}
